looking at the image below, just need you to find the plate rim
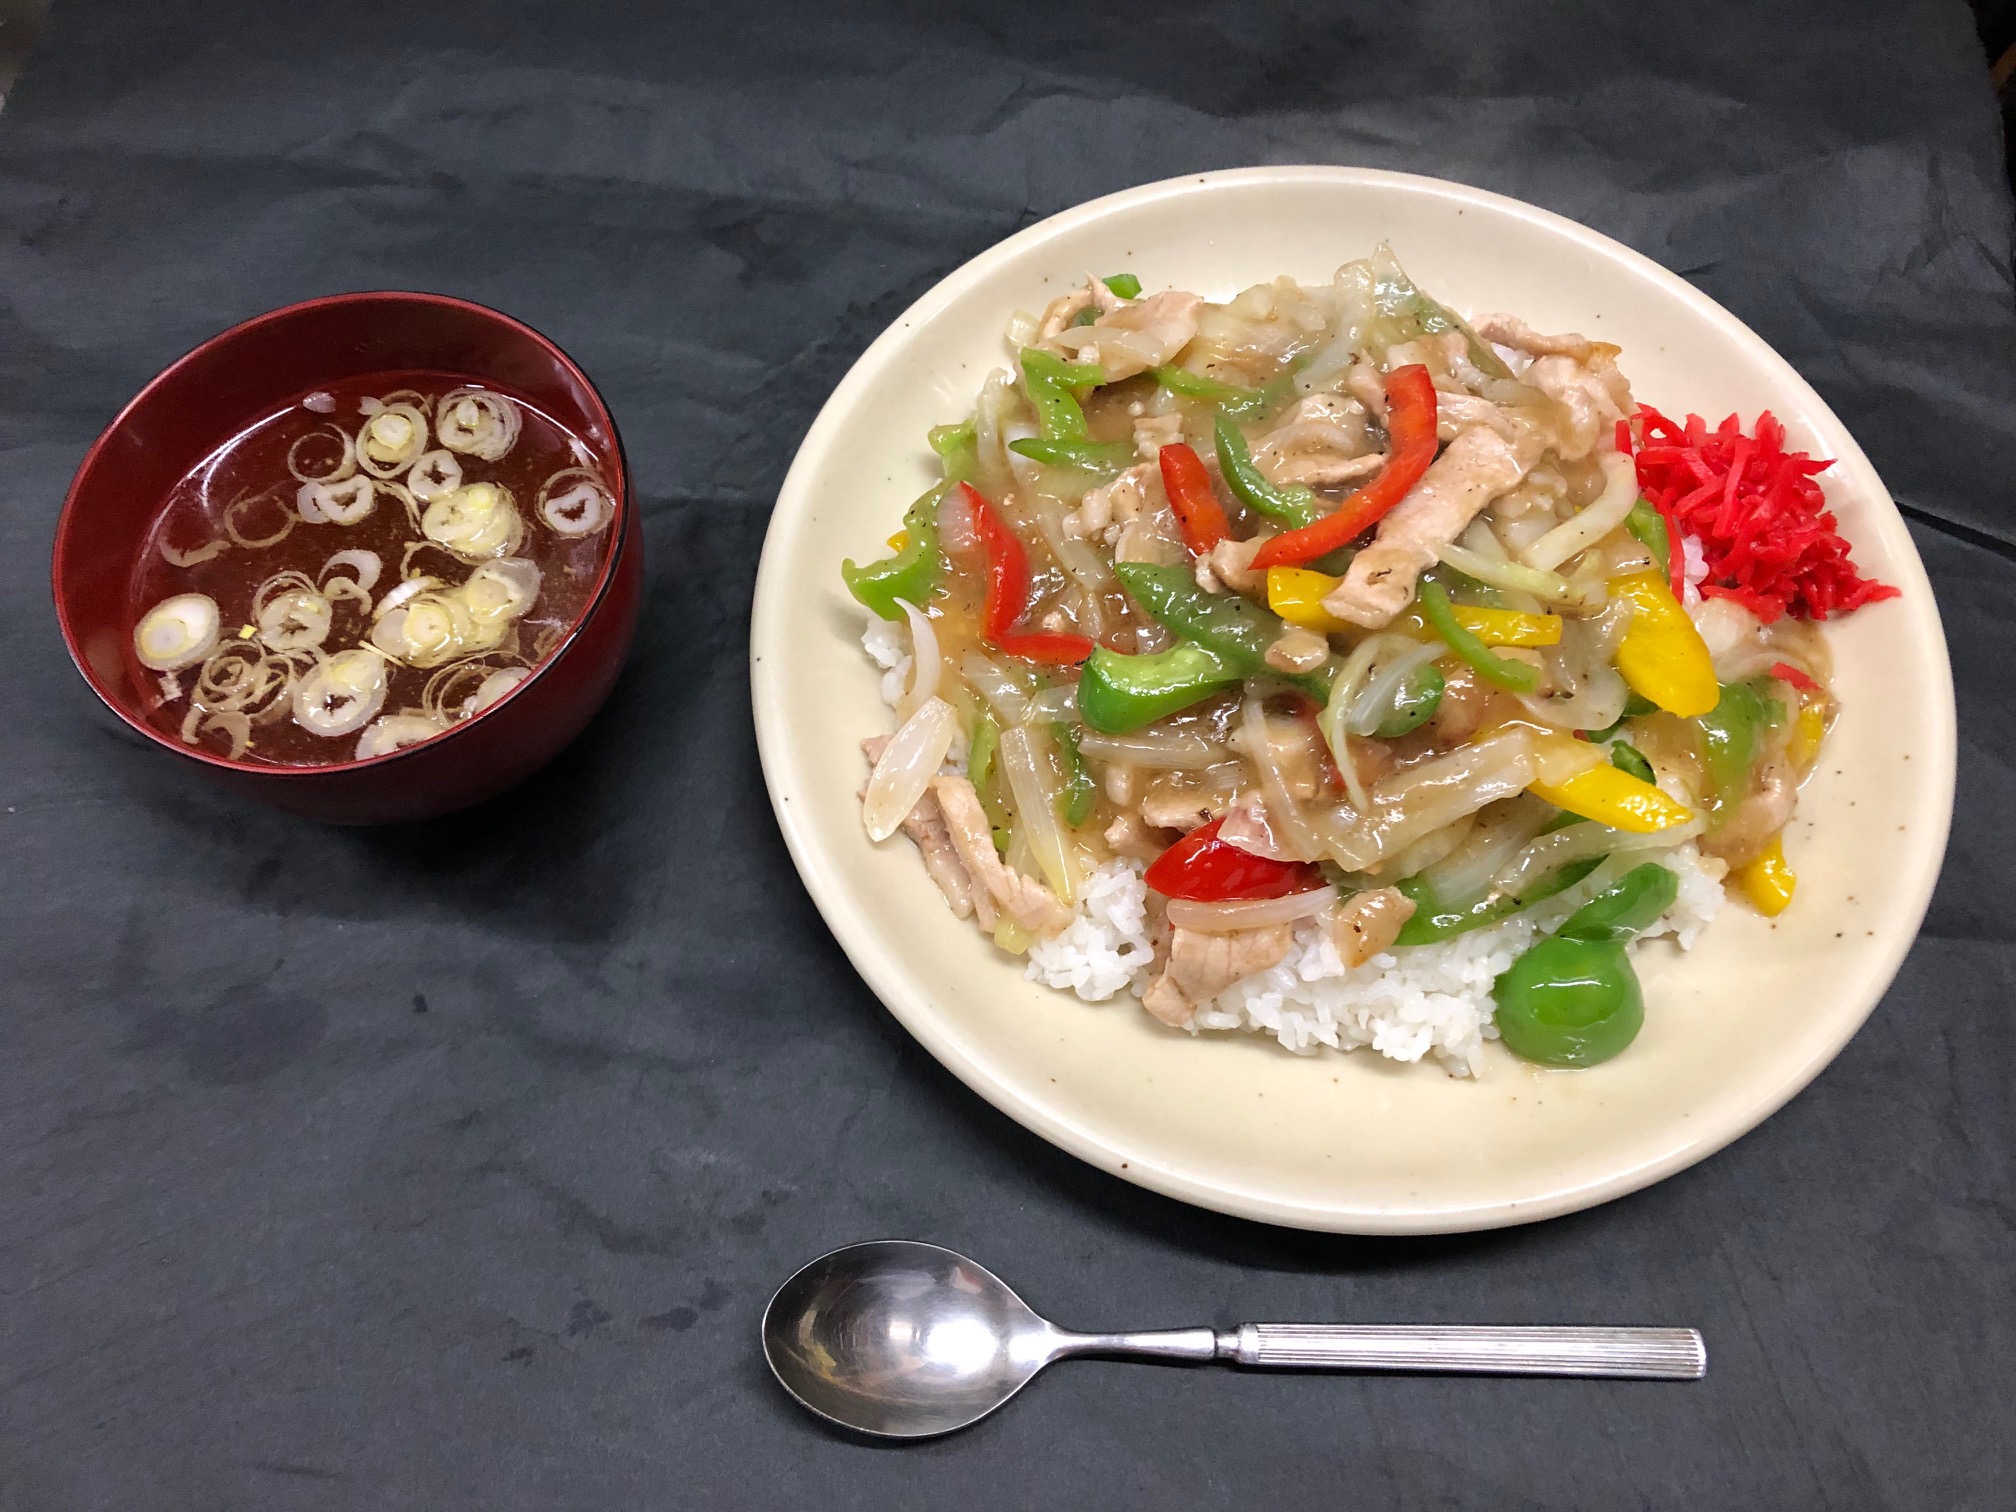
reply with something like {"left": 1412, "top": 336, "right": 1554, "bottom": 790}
{"left": 750, "top": 164, "right": 1957, "bottom": 1233}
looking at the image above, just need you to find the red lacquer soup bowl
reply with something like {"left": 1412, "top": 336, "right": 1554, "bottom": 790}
{"left": 51, "top": 292, "right": 643, "bottom": 824}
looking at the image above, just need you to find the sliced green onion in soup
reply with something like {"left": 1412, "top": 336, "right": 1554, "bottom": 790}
{"left": 422, "top": 482, "right": 524, "bottom": 560}
{"left": 292, "top": 648, "right": 388, "bottom": 738}
{"left": 354, "top": 713, "right": 446, "bottom": 760}
{"left": 134, "top": 593, "right": 222, "bottom": 672}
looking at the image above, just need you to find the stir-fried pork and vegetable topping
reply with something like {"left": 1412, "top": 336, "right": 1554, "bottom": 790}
{"left": 846, "top": 250, "right": 1895, "bottom": 1072}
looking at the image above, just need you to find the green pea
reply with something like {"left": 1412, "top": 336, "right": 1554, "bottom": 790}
{"left": 1556, "top": 863, "right": 1677, "bottom": 942}
{"left": 1374, "top": 662, "right": 1446, "bottom": 739}
{"left": 1493, "top": 936, "right": 1644, "bottom": 1068}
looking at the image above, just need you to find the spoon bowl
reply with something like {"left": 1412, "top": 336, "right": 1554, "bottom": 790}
{"left": 762, "top": 1240, "right": 1061, "bottom": 1438}
{"left": 762, "top": 1240, "right": 1706, "bottom": 1440}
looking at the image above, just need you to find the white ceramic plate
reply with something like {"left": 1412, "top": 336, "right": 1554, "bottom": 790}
{"left": 751, "top": 167, "right": 1954, "bottom": 1234}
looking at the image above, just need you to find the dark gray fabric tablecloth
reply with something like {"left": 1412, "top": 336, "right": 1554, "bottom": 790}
{"left": 2, "top": 3, "right": 2011, "bottom": 1507}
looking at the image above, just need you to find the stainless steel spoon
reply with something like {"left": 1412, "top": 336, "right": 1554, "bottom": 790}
{"left": 762, "top": 1240, "right": 1706, "bottom": 1439}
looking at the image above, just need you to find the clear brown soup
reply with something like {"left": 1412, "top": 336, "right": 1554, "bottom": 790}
{"left": 127, "top": 371, "right": 616, "bottom": 767}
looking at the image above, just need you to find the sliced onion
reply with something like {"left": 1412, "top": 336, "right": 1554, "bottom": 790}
{"left": 469, "top": 666, "right": 528, "bottom": 715}
{"left": 435, "top": 389, "right": 521, "bottom": 461}
{"left": 1519, "top": 598, "right": 1632, "bottom": 731}
{"left": 997, "top": 724, "right": 1079, "bottom": 903}
{"left": 893, "top": 598, "right": 940, "bottom": 721}
{"left": 1420, "top": 795, "right": 1554, "bottom": 903}
{"left": 1491, "top": 814, "right": 1704, "bottom": 898}
{"left": 321, "top": 549, "right": 382, "bottom": 593}
{"left": 1021, "top": 683, "right": 1077, "bottom": 725}
{"left": 407, "top": 450, "right": 463, "bottom": 503}
{"left": 862, "top": 696, "right": 959, "bottom": 842}
{"left": 961, "top": 652, "right": 1031, "bottom": 724}
{"left": 1521, "top": 453, "right": 1639, "bottom": 571}
{"left": 292, "top": 649, "right": 387, "bottom": 737}
{"left": 355, "top": 713, "right": 445, "bottom": 760}
{"left": 298, "top": 474, "right": 375, "bottom": 526}
{"left": 302, "top": 391, "right": 336, "bottom": 414}
{"left": 356, "top": 403, "right": 429, "bottom": 478}
{"left": 134, "top": 593, "right": 221, "bottom": 671}
{"left": 157, "top": 537, "right": 230, "bottom": 568}
{"left": 1165, "top": 886, "right": 1333, "bottom": 933}
{"left": 1435, "top": 542, "right": 1583, "bottom": 604}
{"left": 536, "top": 468, "right": 614, "bottom": 536}
{"left": 1320, "top": 636, "right": 1393, "bottom": 812}
{"left": 936, "top": 485, "right": 977, "bottom": 555}
{"left": 1076, "top": 729, "right": 1223, "bottom": 769}
{"left": 375, "top": 575, "right": 436, "bottom": 617}
{"left": 1321, "top": 726, "right": 1538, "bottom": 871}
{"left": 372, "top": 592, "right": 477, "bottom": 668}
{"left": 286, "top": 425, "right": 356, "bottom": 485}
{"left": 223, "top": 491, "right": 295, "bottom": 549}
{"left": 422, "top": 482, "right": 523, "bottom": 560}
{"left": 256, "top": 587, "right": 333, "bottom": 652}
{"left": 1235, "top": 692, "right": 1320, "bottom": 861}
{"left": 464, "top": 558, "right": 543, "bottom": 625}
{"left": 1345, "top": 638, "right": 1446, "bottom": 737}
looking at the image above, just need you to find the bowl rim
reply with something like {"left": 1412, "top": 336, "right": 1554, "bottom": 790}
{"left": 751, "top": 164, "right": 1957, "bottom": 1232}
{"left": 50, "top": 288, "right": 633, "bottom": 779}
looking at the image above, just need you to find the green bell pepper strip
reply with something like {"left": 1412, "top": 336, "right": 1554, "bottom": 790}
{"left": 1556, "top": 862, "right": 1677, "bottom": 943}
{"left": 966, "top": 712, "right": 1012, "bottom": 850}
{"left": 1625, "top": 498, "right": 1671, "bottom": 578}
{"left": 1608, "top": 740, "right": 1656, "bottom": 784}
{"left": 1055, "top": 724, "right": 1098, "bottom": 826}
{"left": 1588, "top": 692, "right": 1658, "bottom": 743}
{"left": 1101, "top": 273, "right": 1142, "bottom": 299}
{"left": 841, "top": 483, "right": 948, "bottom": 621}
{"left": 1415, "top": 580, "right": 1539, "bottom": 693}
{"left": 1393, "top": 854, "right": 1603, "bottom": 947}
{"left": 1491, "top": 862, "right": 1677, "bottom": 1067}
{"left": 1152, "top": 368, "right": 1293, "bottom": 422}
{"left": 1018, "top": 348, "right": 1105, "bottom": 441}
{"left": 1110, "top": 561, "right": 1331, "bottom": 700}
{"left": 1008, "top": 437, "right": 1132, "bottom": 473}
{"left": 1696, "top": 678, "right": 1784, "bottom": 810}
{"left": 1077, "top": 643, "right": 1242, "bottom": 734}
{"left": 1213, "top": 412, "right": 1324, "bottom": 528}
{"left": 929, "top": 420, "right": 978, "bottom": 483}
{"left": 1493, "top": 937, "right": 1643, "bottom": 1068}
{"left": 1373, "top": 662, "right": 1445, "bottom": 739}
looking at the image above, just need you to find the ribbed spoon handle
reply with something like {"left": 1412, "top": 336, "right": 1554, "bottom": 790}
{"left": 1226, "top": 1324, "right": 1705, "bottom": 1380}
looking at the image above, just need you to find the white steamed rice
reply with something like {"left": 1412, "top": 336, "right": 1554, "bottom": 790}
{"left": 1027, "top": 849, "right": 1724, "bottom": 1077}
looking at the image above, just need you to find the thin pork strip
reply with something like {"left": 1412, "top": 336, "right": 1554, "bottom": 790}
{"left": 1321, "top": 426, "right": 1528, "bottom": 628}
{"left": 930, "top": 775, "right": 1074, "bottom": 937}
{"left": 1469, "top": 312, "right": 1593, "bottom": 361}
{"left": 861, "top": 737, "right": 991, "bottom": 927}
{"left": 1142, "top": 924, "right": 1297, "bottom": 1027}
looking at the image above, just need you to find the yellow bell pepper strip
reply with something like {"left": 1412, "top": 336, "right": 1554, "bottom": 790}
{"left": 1736, "top": 834, "right": 1797, "bottom": 915}
{"left": 1268, "top": 567, "right": 1352, "bottom": 632}
{"left": 1530, "top": 760, "right": 1696, "bottom": 834}
{"left": 1393, "top": 603, "right": 1562, "bottom": 647}
{"left": 1789, "top": 698, "right": 1828, "bottom": 770}
{"left": 1610, "top": 568, "right": 1719, "bottom": 718}
{"left": 1277, "top": 565, "right": 1564, "bottom": 646}
{"left": 1416, "top": 581, "right": 1539, "bottom": 693}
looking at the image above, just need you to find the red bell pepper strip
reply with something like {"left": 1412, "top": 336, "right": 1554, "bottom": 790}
{"left": 1249, "top": 365, "right": 1441, "bottom": 569}
{"left": 1156, "top": 441, "right": 1231, "bottom": 555}
{"left": 1142, "top": 815, "right": 1324, "bottom": 901}
{"left": 1770, "top": 660, "right": 1819, "bottom": 692}
{"left": 963, "top": 482, "right": 1094, "bottom": 665}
